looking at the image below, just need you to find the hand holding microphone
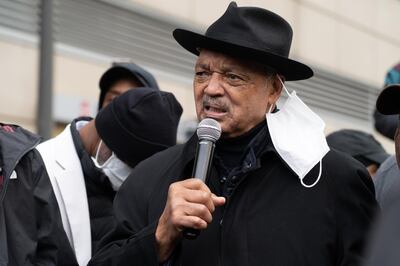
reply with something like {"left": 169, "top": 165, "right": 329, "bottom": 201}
{"left": 183, "top": 118, "right": 222, "bottom": 239}
{"left": 156, "top": 119, "right": 224, "bottom": 261}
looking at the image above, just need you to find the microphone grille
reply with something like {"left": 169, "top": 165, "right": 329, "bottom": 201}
{"left": 197, "top": 118, "right": 221, "bottom": 142}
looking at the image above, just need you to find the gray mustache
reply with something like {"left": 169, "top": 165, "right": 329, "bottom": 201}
{"left": 202, "top": 96, "right": 229, "bottom": 111}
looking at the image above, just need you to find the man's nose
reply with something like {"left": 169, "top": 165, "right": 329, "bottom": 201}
{"left": 204, "top": 72, "right": 224, "bottom": 96}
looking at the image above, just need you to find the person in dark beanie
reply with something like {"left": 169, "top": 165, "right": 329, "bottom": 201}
{"left": 98, "top": 62, "right": 160, "bottom": 110}
{"left": 36, "top": 87, "right": 182, "bottom": 265}
{"left": 326, "top": 129, "right": 389, "bottom": 177}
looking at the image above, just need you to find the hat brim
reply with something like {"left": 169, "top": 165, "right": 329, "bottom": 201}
{"left": 376, "top": 84, "right": 400, "bottom": 115}
{"left": 173, "top": 29, "right": 313, "bottom": 81}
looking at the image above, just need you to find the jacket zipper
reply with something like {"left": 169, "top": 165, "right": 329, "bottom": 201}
{"left": 218, "top": 172, "right": 250, "bottom": 266}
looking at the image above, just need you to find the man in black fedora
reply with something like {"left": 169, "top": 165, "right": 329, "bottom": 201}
{"left": 90, "top": 2, "right": 377, "bottom": 265}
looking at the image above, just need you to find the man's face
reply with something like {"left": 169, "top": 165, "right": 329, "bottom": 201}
{"left": 102, "top": 79, "right": 141, "bottom": 108}
{"left": 194, "top": 50, "right": 282, "bottom": 138}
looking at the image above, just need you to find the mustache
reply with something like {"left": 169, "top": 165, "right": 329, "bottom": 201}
{"left": 202, "top": 96, "right": 229, "bottom": 111}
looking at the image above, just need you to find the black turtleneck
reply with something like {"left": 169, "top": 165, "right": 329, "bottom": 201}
{"left": 212, "top": 120, "right": 274, "bottom": 197}
{"left": 216, "top": 120, "right": 266, "bottom": 170}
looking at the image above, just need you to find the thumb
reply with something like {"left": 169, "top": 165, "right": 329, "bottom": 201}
{"left": 212, "top": 194, "right": 226, "bottom": 206}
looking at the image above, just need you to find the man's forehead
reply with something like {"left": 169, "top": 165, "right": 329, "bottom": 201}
{"left": 196, "top": 50, "right": 256, "bottom": 71}
{"left": 195, "top": 49, "right": 272, "bottom": 76}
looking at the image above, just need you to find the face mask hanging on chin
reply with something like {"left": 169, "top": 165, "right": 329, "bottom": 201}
{"left": 266, "top": 77, "right": 330, "bottom": 188}
{"left": 92, "top": 140, "right": 133, "bottom": 191}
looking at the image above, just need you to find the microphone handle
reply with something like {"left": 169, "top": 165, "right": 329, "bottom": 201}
{"left": 193, "top": 140, "right": 215, "bottom": 182}
{"left": 183, "top": 140, "right": 215, "bottom": 239}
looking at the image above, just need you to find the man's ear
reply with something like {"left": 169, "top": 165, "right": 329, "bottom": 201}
{"left": 269, "top": 75, "right": 284, "bottom": 103}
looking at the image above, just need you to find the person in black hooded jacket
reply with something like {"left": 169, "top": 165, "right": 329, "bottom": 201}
{"left": 98, "top": 61, "right": 160, "bottom": 110}
{"left": 0, "top": 123, "right": 77, "bottom": 265}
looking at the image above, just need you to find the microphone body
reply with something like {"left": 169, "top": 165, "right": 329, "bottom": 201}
{"left": 192, "top": 139, "right": 215, "bottom": 183}
{"left": 183, "top": 118, "right": 221, "bottom": 240}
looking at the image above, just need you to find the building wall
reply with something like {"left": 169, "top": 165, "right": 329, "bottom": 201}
{"left": 0, "top": 27, "right": 196, "bottom": 132}
{"left": 0, "top": 37, "right": 38, "bottom": 131}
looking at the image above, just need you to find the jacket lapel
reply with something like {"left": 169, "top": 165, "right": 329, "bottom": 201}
{"left": 38, "top": 125, "right": 92, "bottom": 266}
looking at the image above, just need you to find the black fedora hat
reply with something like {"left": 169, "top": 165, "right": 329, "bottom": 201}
{"left": 376, "top": 84, "right": 400, "bottom": 115}
{"left": 173, "top": 2, "right": 313, "bottom": 81}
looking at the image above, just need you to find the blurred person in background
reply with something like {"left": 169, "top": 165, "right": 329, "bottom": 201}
{"left": 364, "top": 84, "right": 400, "bottom": 266}
{"left": 89, "top": 3, "right": 377, "bottom": 266}
{"left": 374, "top": 62, "right": 400, "bottom": 140}
{"left": 372, "top": 84, "right": 400, "bottom": 212}
{"left": 98, "top": 62, "right": 160, "bottom": 110}
{"left": 326, "top": 129, "right": 389, "bottom": 177}
{"left": 37, "top": 88, "right": 182, "bottom": 265}
{"left": 0, "top": 123, "right": 76, "bottom": 265}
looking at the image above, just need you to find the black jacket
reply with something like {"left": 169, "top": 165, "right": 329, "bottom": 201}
{"left": 90, "top": 126, "right": 377, "bottom": 266}
{"left": 0, "top": 123, "right": 77, "bottom": 266}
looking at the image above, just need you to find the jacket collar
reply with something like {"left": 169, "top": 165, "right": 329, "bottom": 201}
{"left": 180, "top": 122, "right": 277, "bottom": 176}
{"left": 0, "top": 124, "right": 41, "bottom": 201}
{"left": 45, "top": 124, "right": 92, "bottom": 265}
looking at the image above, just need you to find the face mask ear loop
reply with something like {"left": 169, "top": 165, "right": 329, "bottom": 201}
{"left": 277, "top": 75, "right": 290, "bottom": 97}
{"left": 300, "top": 160, "right": 322, "bottom": 188}
{"left": 93, "top": 140, "right": 103, "bottom": 167}
{"left": 268, "top": 103, "right": 274, "bottom": 114}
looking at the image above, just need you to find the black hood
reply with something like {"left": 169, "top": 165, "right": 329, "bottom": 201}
{"left": 98, "top": 62, "right": 160, "bottom": 110}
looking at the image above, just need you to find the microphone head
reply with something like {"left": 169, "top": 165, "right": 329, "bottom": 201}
{"left": 197, "top": 118, "right": 221, "bottom": 142}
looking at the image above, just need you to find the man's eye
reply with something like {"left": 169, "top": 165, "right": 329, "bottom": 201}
{"left": 195, "top": 71, "right": 209, "bottom": 77}
{"left": 226, "top": 73, "right": 241, "bottom": 81}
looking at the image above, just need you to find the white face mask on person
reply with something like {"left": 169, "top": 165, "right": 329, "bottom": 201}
{"left": 92, "top": 140, "right": 133, "bottom": 191}
{"left": 266, "top": 77, "right": 330, "bottom": 188}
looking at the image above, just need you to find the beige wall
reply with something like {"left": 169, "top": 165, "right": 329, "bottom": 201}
{"left": 0, "top": 38, "right": 195, "bottom": 131}
{"left": 0, "top": 39, "right": 38, "bottom": 131}
{"left": 125, "top": 0, "right": 400, "bottom": 87}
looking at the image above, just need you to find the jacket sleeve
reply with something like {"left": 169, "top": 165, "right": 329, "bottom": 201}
{"left": 332, "top": 158, "right": 378, "bottom": 266}
{"left": 88, "top": 163, "right": 161, "bottom": 266}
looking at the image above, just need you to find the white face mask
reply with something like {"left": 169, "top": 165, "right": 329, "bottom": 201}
{"left": 266, "top": 78, "right": 330, "bottom": 188}
{"left": 92, "top": 141, "right": 133, "bottom": 191}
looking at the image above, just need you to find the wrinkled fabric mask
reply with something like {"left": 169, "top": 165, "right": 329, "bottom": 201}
{"left": 266, "top": 77, "right": 330, "bottom": 188}
{"left": 92, "top": 140, "right": 133, "bottom": 191}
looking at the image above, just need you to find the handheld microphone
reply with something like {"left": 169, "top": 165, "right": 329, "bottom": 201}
{"left": 183, "top": 118, "right": 221, "bottom": 239}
